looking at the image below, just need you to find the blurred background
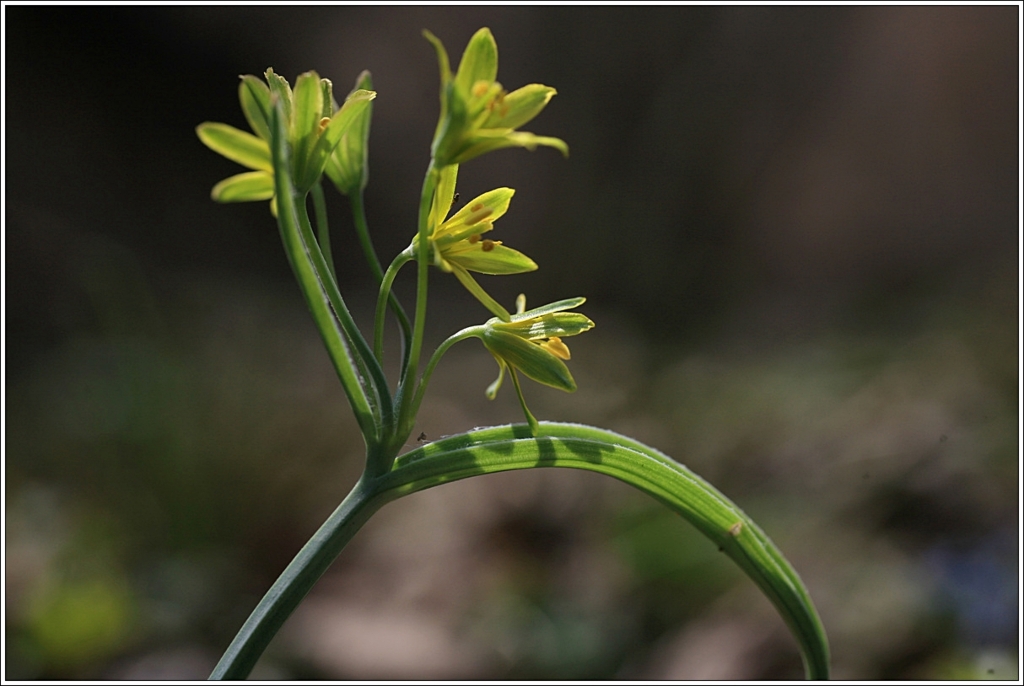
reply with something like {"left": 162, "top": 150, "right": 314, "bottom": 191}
{"left": 4, "top": 5, "right": 1019, "bottom": 680}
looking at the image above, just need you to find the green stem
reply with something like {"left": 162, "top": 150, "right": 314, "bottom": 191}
{"left": 310, "top": 182, "right": 335, "bottom": 283}
{"left": 407, "top": 326, "right": 482, "bottom": 422}
{"left": 269, "top": 104, "right": 377, "bottom": 441}
{"left": 374, "top": 247, "right": 414, "bottom": 365}
{"left": 209, "top": 475, "right": 391, "bottom": 680}
{"left": 451, "top": 264, "right": 511, "bottom": 321}
{"left": 295, "top": 200, "right": 393, "bottom": 430}
{"left": 509, "top": 367, "right": 539, "bottom": 435}
{"left": 395, "top": 164, "right": 439, "bottom": 440}
{"left": 351, "top": 191, "right": 413, "bottom": 365}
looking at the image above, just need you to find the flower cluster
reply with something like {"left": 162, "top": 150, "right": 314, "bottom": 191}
{"left": 197, "top": 69, "right": 374, "bottom": 213}
{"left": 417, "top": 30, "right": 592, "bottom": 429}
{"left": 198, "top": 28, "right": 593, "bottom": 436}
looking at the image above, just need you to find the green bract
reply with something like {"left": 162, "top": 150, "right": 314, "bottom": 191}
{"left": 425, "top": 28, "right": 568, "bottom": 167}
{"left": 197, "top": 68, "right": 375, "bottom": 213}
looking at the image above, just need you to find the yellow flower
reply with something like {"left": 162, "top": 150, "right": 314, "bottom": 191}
{"left": 425, "top": 28, "right": 568, "bottom": 167}
{"left": 415, "top": 165, "right": 537, "bottom": 320}
{"left": 476, "top": 295, "right": 594, "bottom": 434}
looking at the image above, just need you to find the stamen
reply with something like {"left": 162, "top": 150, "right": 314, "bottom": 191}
{"left": 481, "top": 239, "right": 496, "bottom": 252}
{"left": 541, "top": 337, "right": 571, "bottom": 360}
{"left": 468, "top": 235, "right": 481, "bottom": 244}
{"left": 472, "top": 81, "right": 490, "bottom": 97}
{"left": 318, "top": 117, "right": 331, "bottom": 134}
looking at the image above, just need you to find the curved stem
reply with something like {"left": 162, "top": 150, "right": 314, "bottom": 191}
{"left": 209, "top": 475, "right": 391, "bottom": 680}
{"left": 296, "top": 199, "right": 393, "bottom": 429}
{"left": 352, "top": 191, "right": 413, "bottom": 363}
{"left": 407, "top": 325, "right": 483, "bottom": 424}
{"left": 310, "top": 182, "right": 335, "bottom": 283}
{"left": 374, "top": 247, "right": 414, "bottom": 366}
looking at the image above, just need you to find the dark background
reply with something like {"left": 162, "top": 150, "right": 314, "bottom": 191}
{"left": 5, "top": 6, "right": 1019, "bottom": 679}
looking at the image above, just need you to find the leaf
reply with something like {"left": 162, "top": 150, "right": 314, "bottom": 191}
{"left": 382, "top": 422, "right": 831, "bottom": 680}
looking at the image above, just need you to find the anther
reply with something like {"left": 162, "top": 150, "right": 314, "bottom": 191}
{"left": 318, "top": 117, "right": 331, "bottom": 134}
{"left": 542, "top": 337, "right": 571, "bottom": 360}
{"left": 481, "top": 240, "right": 496, "bottom": 252}
{"left": 469, "top": 235, "right": 481, "bottom": 244}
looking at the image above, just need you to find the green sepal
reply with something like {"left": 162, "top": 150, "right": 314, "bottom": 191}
{"left": 264, "top": 68, "right": 293, "bottom": 132}
{"left": 428, "top": 163, "right": 459, "bottom": 232}
{"left": 454, "top": 130, "right": 569, "bottom": 165}
{"left": 509, "top": 297, "right": 586, "bottom": 322}
{"left": 481, "top": 328, "right": 577, "bottom": 392}
{"left": 432, "top": 80, "right": 469, "bottom": 165}
{"left": 210, "top": 170, "right": 275, "bottom": 203}
{"left": 433, "top": 187, "right": 515, "bottom": 246}
{"left": 291, "top": 71, "right": 326, "bottom": 183}
{"left": 444, "top": 242, "right": 537, "bottom": 275}
{"left": 299, "top": 89, "right": 375, "bottom": 191}
{"left": 484, "top": 83, "right": 557, "bottom": 129}
{"left": 325, "top": 70, "right": 374, "bottom": 196}
{"left": 196, "top": 122, "right": 272, "bottom": 172}
{"left": 493, "top": 311, "right": 594, "bottom": 339}
{"left": 239, "top": 75, "right": 272, "bottom": 142}
{"left": 453, "top": 27, "right": 498, "bottom": 96}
